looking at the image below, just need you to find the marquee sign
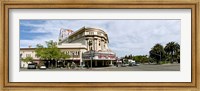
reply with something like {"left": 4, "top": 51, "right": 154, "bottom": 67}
{"left": 82, "top": 52, "right": 116, "bottom": 60}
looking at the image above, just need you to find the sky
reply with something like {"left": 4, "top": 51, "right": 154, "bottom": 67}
{"left": 20, "top": 20, "right": 181, "bottom": 57}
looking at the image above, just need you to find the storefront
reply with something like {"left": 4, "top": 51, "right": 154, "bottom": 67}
{"left": 82, "top": 50, "right": 116, "bottom": 67}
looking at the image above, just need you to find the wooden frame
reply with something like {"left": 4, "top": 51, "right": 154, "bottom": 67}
{"left": 0, "top": 0, "right": 199, "bottom": 91}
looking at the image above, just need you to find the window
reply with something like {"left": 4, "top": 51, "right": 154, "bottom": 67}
{"left": 35, "top": 55, "right": 38, "bottom": 58}
{"left": 99, "top": 41, "right": 101, "bottom": 46}
{"left": 94, "top": 32, "right": 97, "bottom": 35}
{"left": 97, "top": 32, "right": 101, "bottom": 35}
{"left": 85, "top": 32, "right": 89, "bottom": 35}
{"left": 26, "top": 54, "right": 31, "bottom": 57}
{"left": 74, "top": 51, "right": 79, "bottom": 55}
{"left": 89, "top": 32, "right": 94, "bottom": 35}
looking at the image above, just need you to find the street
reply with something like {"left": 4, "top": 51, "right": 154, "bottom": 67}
{"left": 20, "top": 64, "right": 180, "bottom": 71}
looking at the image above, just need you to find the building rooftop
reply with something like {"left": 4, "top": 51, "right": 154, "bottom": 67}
{"left": 57, "top": 43, "right": 87, "bottom": 49}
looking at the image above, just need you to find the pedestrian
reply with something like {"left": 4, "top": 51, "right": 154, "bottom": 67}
{"left": 71, "top": 62, "right": 76, "bottom": 69}
{"left": 67, "top": 62, "right": 70, "bottom": 69}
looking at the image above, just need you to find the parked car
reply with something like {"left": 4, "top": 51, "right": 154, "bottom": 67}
{"left": 40, "top": 65, "right": 46, "bottom": 70}
{"left": 134, "top": 63, "right": 140, "bottom": 66}
{"left": 121, "top": 64, "right": 128, "bottom": 67}
{"left": 129, "top": 62, "right": 140, "bottom": 66}
{"left": 27, "top": 63, "right": 37, "bottom": 69}
{"left": 57, "top": 64, "right": 64, "bottom": 68}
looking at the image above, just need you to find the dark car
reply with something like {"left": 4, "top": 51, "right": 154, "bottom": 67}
{"left": 57, "top": 62, "right": 65, "bottom": 68}
{"left": 27, "top": 63, "right": 37, "bottom": 69}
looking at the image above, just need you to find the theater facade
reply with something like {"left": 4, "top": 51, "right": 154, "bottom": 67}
{"left": 20, "top": 27, "right": 116, "bottom": 68}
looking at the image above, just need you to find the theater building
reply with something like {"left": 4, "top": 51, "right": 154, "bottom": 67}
{"left": 20, "top": 27, "right": 116, "bottom": 68}
{"left": 59, "top": 27, "right": 116, "bottom": 67}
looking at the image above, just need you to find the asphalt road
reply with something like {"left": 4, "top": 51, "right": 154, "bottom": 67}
{"left": 20, "top": 64, "right": 180, "bottom": 71}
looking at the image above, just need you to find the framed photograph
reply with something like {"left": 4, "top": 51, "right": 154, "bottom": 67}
{"left": 1, "top": 0, "right": 199, "bottom": 91}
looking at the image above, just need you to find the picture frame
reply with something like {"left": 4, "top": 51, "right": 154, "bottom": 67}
{"left": 0, "top": 0, "right": 199, "bottom": 91}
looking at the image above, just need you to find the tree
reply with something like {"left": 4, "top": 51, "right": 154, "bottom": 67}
{"left": 140, "top": 55, "right": 148, "bottom": 63}
{"left": 164, "top": 42, "right": 175, "bottom": 63}
{"left": 35, "top": 44, "right": 46, "bottom": 60}
{"left": 149, "top": 43, "right": 165, "bottom": 64}
{"left": 59, "top": 52, "right": 71, "bottom": 67}
{"left": 174, "top": 43, "right": 180, "bottom": 63}
{"left": 164, "top": 42, "right": 180, "bottom": 63}
{"left": 22, "top": 56, "right": 33, "bottom": 63}
{"left": 124, "top": 55, "right": 128, "bottom": 59}
{"left": 133, "top": 55, "right": 148, "bottom": 64}
{"left": 128, "top": 54, "right": 133, "bottom": 59}
{"left": 123, "top": 55, "right": 129, "bottom": 64}
{"left": 35, "top": 40, "right": 70, "bottom": 68}
{"left": 60, "top": 52, "right": 70, "bottom": 60}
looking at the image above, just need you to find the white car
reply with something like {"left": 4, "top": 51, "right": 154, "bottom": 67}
{"left": 40, "top": 65, "right": 46, "bottom": 70}
{"left": 134, "top": 63, "right": 140, "bottom": 66}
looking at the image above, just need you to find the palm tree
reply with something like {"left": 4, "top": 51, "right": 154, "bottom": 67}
{"left": 164, "top": 42, "right": 173, "bottom": 63}
{"left": 174, "top": 43, "right": 180, "bottom": 63}
{"left": 164, "top": 42, "right": 180, "bottom": 63}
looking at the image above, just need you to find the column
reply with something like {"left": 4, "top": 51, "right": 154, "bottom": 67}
{"left": 94, "top": 39, "right": 97, "bottom": 51}
{"left": 105, "top": 41, "right": 108, "bottom": 49}
{"left": 101, "top": 39, "right": 103, "bottom": 50}
{"left": 98, "top": 39, "right": 101, "bottom": 51}
{"left": 93, "top": 38, "right": 95, "bottom": 50}
{"left": 110, "top": 60, "right": 113, "bottom": 65}
{"left": 97, "top": 39, "right": 100, "bottom": 51}
{"left": 80, "top": 51, "right": 82, "bottom": 66}
{"left": 85, "top": 39, "right": 88, "bottom": 51}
